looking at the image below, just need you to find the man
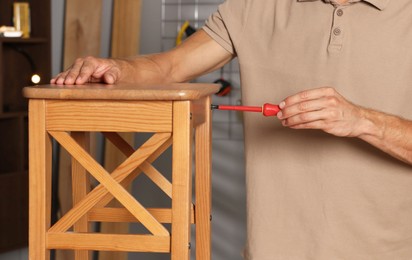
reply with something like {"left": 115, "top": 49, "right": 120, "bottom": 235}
{"left": 52, "top": 0, "right": 412, "bottom": 259}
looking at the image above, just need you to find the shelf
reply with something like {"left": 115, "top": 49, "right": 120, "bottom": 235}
{"left": 0, "top": 37, "right": 48, "bottom": 44}
{"left": 0, "top": 111, "right": 27, "bottom": 119}
{"left": 0, "top": 0, "right": 50, "bottom": 252}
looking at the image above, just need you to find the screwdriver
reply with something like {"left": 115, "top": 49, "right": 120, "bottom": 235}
{"left": 211, "top": 103, "right": 280, "bottom": 117}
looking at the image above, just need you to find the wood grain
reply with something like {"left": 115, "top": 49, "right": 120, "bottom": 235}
{"left": 45, "top": 100, "right": 172, "bottom": 132}
{"left": 195, "top": 96, "right": 213, "bottom": 260}
{"left": 111, "top": 0, "right": 142, "bottom": 58}
{"left": 104, "top": 3, "right": 143, "bottom": 256}
{"left": 171, "top": 101, "right": 193, "bottom": 260}
{"left": 63, "top": 0, "right": 102, "bottom": 69}
{"left": 59, "top": 1, "right": 102, "bottom": 257}
{"left": 28, "top": 100, "right": 52, "bottom": 260}
{"left": 23, "top": 83, "right": 220, "bottom": 101}
{"left": 48, "top": 133, "right": 171, "bottom": 234}
{"left": 71, "top": 132, "right": 91, "bottom": 260}
{"left": 88, "top": 207, "right": 194, "bottom": 224}
{"left": 47, "top": 233, "right": 170, "bottom": 252}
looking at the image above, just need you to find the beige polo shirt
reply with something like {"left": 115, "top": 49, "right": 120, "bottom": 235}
{"left": 203, "top": 0, "right": 412, "bottom": 259}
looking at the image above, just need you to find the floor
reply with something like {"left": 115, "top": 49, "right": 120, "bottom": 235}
{"left": 0, "top": 248, "right": 28, "bottom": 260}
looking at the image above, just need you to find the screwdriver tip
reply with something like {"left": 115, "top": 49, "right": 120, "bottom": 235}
{"left": 211, "top": 104, "right": 219, "bottom": 110}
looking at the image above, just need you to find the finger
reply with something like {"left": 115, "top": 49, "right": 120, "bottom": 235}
{"left": 91, "top": 66, "right": 116, "bottom": 83}
{"left": 86, "top": 74, "right": 114, "bottom": 84}
{"left": 50, "top": 72, "right": 64, "bottom": 84}
{"left": 279, "top": 97, "right": 335, "bottom": 120}
{"left": 93, "top": 60, "right": 120, "bottom": 84}
{"left": 282, "top": 110, "right": 328, "bottom": 127}
{"left": 78, "top": 59, "right": 119, "bottom": 84}
{"left": 102, "top": 73, "right": 116, "bottom": 84}
{"left": 74, "top": 57, "right": 102, "bottom": 84}
{"left": 51, "top": 63, "right": 74, "bottom": 84}
{"left": 53, "top": 69, "right": 73, "bottom": 85}
{"left": 52, "top": 60, "right": 84, "bottom": 85}
{"left": 283, "top": 87, "right": 337, "bottom": 107}
{"left": 50, "top": 73, "right": 59, "bottom": 84}
{"left": 59, "top": 59, "right": 88, "bottom": 85}
{"left": 285, "top": 119, "right": 352, "bottom": 137}
{"left": 286, "top": 120, "right": 327, "bottom": 130}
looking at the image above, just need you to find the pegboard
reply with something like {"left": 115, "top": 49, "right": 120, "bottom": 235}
{"left": 161, "top": 0, "right": 243, "bottom": 140}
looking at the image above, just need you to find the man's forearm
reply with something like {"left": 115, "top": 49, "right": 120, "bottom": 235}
{"left": 51, "top": 29, "right": 233, "bottom": 85}
{"left": 357, "top": 108, "right": 412, "bottom": 164}
{"left": 120, "top": 29, "right": 233, "bottom": 84}
{"left": 118, "top": 54, "right": 176, "bottom": 84}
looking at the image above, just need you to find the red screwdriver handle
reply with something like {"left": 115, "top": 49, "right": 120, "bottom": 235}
{"left": 262, "top": 103, "right": 280, "bottom": 117}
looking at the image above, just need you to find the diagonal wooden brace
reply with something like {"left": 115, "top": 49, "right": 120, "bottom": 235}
{"left": 48, "top": 131, "right": 171, "bottom": 236}
{"left": 94, "top": 135, "right": 172, "bottom": 208}
{"left": 103, "top": 132, "right": 173, "bottom": 198}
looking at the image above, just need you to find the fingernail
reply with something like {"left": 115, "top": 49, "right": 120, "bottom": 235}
{"left": 106, "top": 75, "right": 114, "bottom": 84}
{"left": 277, "top": 111, "right": 283, "bottom": 119}
{"left": 279, "top": 101, "right": 286, "bottom": 109}
{"left": 56, "top": 78, "right": 63, "bottom": 85}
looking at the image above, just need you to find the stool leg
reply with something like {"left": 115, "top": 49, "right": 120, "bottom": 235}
{"left": 71, "top": 132, "right": 91, "bottom": 260}
{"left": 195, "top": 97, "right": 212, "bottom": 260}
{"left": 171, "top": 101, "right": 193, "bottom": 260}
{"left": 29, "top": 100, "right": 52, "bottom": 260}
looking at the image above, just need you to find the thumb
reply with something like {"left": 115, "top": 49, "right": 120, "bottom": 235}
{"left": 102, "top": 72, "right": 117, "bottom": 84}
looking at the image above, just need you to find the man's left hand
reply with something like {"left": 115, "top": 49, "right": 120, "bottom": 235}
{"left": 277, "top": 87, "right": 365, "bottom": 137}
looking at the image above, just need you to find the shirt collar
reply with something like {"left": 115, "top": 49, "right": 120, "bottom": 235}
{"left": 297, "top": 0, "right": 390, "bottom": 11}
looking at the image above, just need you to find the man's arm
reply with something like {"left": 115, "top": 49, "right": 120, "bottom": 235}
{"left": 278, "top": 87, "right": 412, "bottom": 165}
{"left": 51, "top": 29, "right": 234, "bottom": 85}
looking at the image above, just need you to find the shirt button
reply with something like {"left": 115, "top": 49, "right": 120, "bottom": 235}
{"left": 333, "top": 27, "right": 342, "bottom": 36}
{"left": 337, "top": 9, "right": 343, "bottom": 16}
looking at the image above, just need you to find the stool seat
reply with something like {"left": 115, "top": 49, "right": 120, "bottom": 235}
{"left": 23, "top": 83, "right": 219, "bottom": 101}
{"left": 24, "top": 83, "right": 218, "bottom": 260}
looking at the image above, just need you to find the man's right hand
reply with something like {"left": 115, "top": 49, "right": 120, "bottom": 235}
{"left": 50, "top": 56, "right": 122, "bottom": 85}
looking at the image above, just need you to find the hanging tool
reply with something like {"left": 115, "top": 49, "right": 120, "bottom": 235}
{"left": 211, "top": 103, "right": 281, "bottom": 117}
{"left": 176, "top": 20, "right": 197, "bottom": 45}
{"left": 214, "top": 77, "right": 232, "bottom": 97}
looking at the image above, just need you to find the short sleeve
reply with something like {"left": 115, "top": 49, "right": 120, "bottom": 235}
{"left": 203, "top": 0, "right": 249, "bottom": 55}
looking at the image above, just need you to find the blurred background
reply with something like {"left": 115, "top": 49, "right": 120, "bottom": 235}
{"left": 0, "top": 0, "right": 246, "bottom": 259}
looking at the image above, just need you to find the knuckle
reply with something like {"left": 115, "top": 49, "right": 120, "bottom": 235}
{"left": 74, "top": 57, "right": 85, "bottom": 64}
{"left": 329, "top": 109, "right": 340, "bottom": 118}
{"left": 298, "top": 102, "right": 308, "bottom": 111}
{"left": 84, "top": 55, "right": 94, "bottom": 61}
{"left": 323, "top": 87, "right": 336, "bottom": 95}
{"left": 83, "top": 56, "right": 97, "bottom": 64}
{"left": 326, "top": 96, "right": 339, "bottom": 106}
{"left": 299, "top": 113, "right": 308, "bottom": 121}
{"left": 299, "top": 90, "right": 310, "bottom": 100}
{"left": 59, "top": 71, "right": 68, "bottom": 78}
{"left": 66, "top": 71, "right": 78, "bottom": 78}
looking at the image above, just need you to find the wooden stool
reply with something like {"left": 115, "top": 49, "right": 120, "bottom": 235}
{"left": 23, "top": 83, "right": 219, "bottom": 260}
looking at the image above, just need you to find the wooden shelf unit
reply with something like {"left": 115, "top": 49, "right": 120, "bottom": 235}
{"left": 0, "top": 0, "right": 51, "bottom": 252}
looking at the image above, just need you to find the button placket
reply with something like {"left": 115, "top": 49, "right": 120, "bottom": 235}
{"left": 328, "top": 7, "right": 346, "bottom": 53}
